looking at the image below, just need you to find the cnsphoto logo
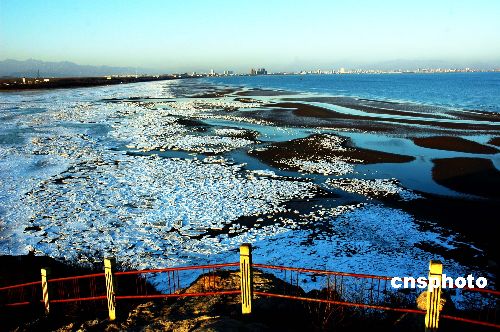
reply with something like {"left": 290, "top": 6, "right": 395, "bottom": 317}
{"left": 391, "top": 274, "right": 487, "bottom": 290}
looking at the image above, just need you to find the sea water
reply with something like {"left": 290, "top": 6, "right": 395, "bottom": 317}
{"left": 207, "top": 72, "right": 500, "bottom": 113}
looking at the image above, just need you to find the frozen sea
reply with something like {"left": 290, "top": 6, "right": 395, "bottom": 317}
{"left": 0, "top": 78, "right": 496, "bottom": 295}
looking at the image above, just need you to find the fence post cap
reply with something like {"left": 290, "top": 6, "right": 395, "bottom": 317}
{"left": 240, "top": 243, "right": 252, "bottom": 255}
{"left": 104, "top": 257, "right": 116, "bottom": 268}
{"left": 429, "top": 260, "right": 443, "bottom": 274}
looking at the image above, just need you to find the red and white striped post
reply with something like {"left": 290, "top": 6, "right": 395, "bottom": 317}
{"left": 41, "top": 268, "right": 50, "bottom": 314}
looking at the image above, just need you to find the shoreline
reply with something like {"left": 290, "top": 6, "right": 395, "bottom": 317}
{"left": 0, "top": 75, "right": 183, "bottom": 91}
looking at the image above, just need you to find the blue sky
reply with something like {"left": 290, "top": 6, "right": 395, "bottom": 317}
{"left": 1, "top": 0, "right": 500, "bottom": 72}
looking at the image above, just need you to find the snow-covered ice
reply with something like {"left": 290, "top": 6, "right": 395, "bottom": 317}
{"left": 284, "top": 158, "right": 354, "bottom": 176}
{"left": 325, "top": 178, "right": 423, "bottom": 201}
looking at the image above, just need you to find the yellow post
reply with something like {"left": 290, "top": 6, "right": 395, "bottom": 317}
{"left": 41, "top": 268, "right": 50, "bottom": 315}
{"left": 104, "top": 257, "right": 116, "bottom": 321}
{"left": 425, "top": 260, "right": 443, "bottom": 331}
{"left": 240, "top": 243, "right": 253, "bottom": 314}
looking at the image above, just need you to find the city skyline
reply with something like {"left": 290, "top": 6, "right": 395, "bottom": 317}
{"left": 1, "top": 58, "right": 499, "bottom": 79}
{"left": 1, "top": 0, "right": 500, "bottom": 72}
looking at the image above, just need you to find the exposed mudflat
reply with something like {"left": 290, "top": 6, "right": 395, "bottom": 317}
{"left": 282, "top": 96, "right": 500, "bottom": 123}
{"left": 431, "top": 157, "right": 500, "bottom": 198}
{"left": 249, "top": 134, "right": 414, "bottom": 176}
{"left": 264, "top": 102, "right": 500, "bottom": 133}
{"left": 235, "top": 88, "right": 298, "bottom": 96}
{"left": 488, "top": 137, "right": 500, "bottom": 147}
{"left": 413, "top": 136, "right": 498, "bottom": 154}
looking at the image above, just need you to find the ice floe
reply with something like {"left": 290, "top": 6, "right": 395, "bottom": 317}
{"left": 8, "top": 151, "right": 317, "bottom": 267}
{"left": 284, "top": 158, "right": 354, "bottom": 176}
{"left": 325, "top": 178, "right": 423, "bottom": 201}
{"left": 213, "top": 128, "right": 252, "bottom": 137}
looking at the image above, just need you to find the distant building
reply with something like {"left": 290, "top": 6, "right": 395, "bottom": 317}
{"left": 223, "top": 70, "right": 233, "bottom": 75}
{"left": 210, "top": 69, "right": 215, "bottom": 76}
{"left": 339, "top": 67, "right": 346, "bottom": 74}
{"left": 250, "top": 68, "right": 267, "bottom": 75}
{"left": 22, "top": 77, "right": 26, "bottom": 84}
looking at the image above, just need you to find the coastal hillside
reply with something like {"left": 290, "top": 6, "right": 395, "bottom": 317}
{"left": 0, "top": 59, "right": 149, "bottom": 78}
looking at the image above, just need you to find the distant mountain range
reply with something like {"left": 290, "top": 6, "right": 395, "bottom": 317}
{"left": 0, "top": 59, "right": 152, "bottom": 78}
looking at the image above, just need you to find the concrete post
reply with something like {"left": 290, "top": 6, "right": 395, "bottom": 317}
{"left": 240, "top": 243, "right": 253, "bottom": 314}
{"left": 104, "top": 258, "right": 116, "bottom": 321}
{"left": 425, "top": 260, "right": 443, "bottom": 331}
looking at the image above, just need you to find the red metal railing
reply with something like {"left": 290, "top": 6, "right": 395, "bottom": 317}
{"left": 252, "top": 263, "right": 500, "bottom": 329}
{"left": 252, "top": 263, "right": 423, "bottom": 315}
{"left": 113, "top": 262, "right": 240, "bottom": 301}
{"left": 0, "top": 261, "right": 499, "bottom": 329}
{"left": 0, "top": 263, "right": 242, "bottom": 311}
{"left": 47, "top": 273, "right": 106, "bottom": 304}
{"left": 0, "top": 281, "right": 42, "bottom": 308}
{"left": 444, "top": 285, "right": 500, "bottom": 328}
